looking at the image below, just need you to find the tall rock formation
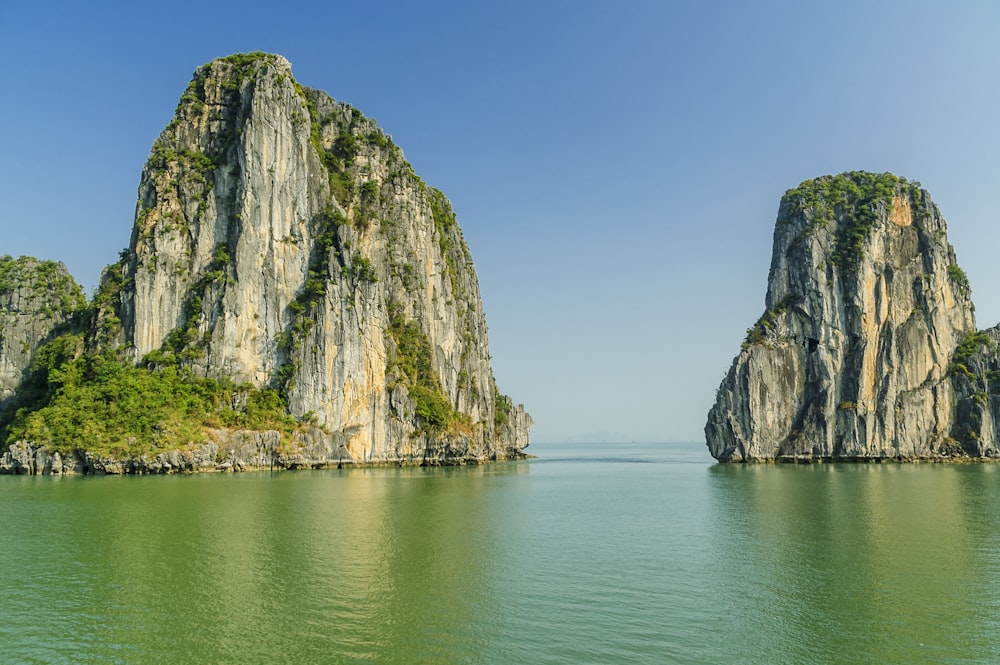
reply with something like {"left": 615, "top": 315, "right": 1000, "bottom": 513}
{"left": 108, "top": 52, "right": 530, "bottom": 464}
{"left": 706, "top": 172, "right": 985, "bottom": 461}
{"left": 1, "top": 52, "right": 529, "bottom": 472}
{"left": 0, "top": 257, "right": 85, "bottom": 416}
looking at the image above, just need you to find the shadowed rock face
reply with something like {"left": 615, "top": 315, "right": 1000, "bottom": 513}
{"left": 108, "top": 53, "right": 530, "bottom": 464}
{"left": 706, "top": 172, "right": 986, "bottom": 462}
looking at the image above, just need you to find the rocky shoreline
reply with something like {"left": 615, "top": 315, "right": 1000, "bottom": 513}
{"left": 731, "top": 453, "right": 1000, "bottom": 464}
{"left": 0, "top": 431, "right": 530, "bottom": 476}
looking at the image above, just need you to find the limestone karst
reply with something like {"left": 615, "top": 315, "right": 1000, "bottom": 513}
{"left": 707, "top": 171, "right": 1000, "bottom": 461}
{"left": 0, "top": 52, "right": 530, "bottom": 473}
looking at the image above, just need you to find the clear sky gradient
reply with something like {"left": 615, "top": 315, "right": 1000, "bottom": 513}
{"left": 1, "top": 1, "right": 998, "bottom": 443}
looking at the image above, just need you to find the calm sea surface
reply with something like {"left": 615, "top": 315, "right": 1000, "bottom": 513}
{"left": 2, "top": 441, "right": 1000, "bottom": 664}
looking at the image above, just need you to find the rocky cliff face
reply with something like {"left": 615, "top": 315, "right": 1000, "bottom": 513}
{"left": 0, "top": 53, "right": 529, "bottom": 473}
{"left": 706, "top": 172, "right": 984, "bottom": 461}
{"left": 0, "top": 257, "right": 84, "bottom": 416}
{"left": 102, "top": 52, "right": 529, "bottom": 465}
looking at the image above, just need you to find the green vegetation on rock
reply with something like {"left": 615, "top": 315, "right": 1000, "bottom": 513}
{"left": 294, "top": 83, "right": 359, "bottom": 205}
{"left": 1, "top": 246, "right": 299, "bottom": 456}
{"left": 494, "top": 393, "right": 513, "bottom": 428}
{"left": 2, "top": 334, "right": 297, "bottom": 457}
{"left": 948, "top": 263, "right": 971, "bottom": 295}
{"left": 782, "top": 172, "right": 923, "bottom": 270}
{"left": 949, "top": 330, "right": 995, "bottom": 381}
{"left": 386, "top": 306, "right": 467, "bottom": 433}
{"left": 428, "top": 187, "right": 471, "bottom": 297}
{"left": 0, "top": 255, "right": 86, "bottom": 315}
{"left": 140, "top": 244, "right": 231, "bottom": 368}
{"left": 743, "top": 295, "right": 800, "bottom": 349}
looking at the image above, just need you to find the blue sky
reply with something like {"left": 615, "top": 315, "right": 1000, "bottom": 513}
{"left": 1, "top": 1, "right": 999, "bottom": 443}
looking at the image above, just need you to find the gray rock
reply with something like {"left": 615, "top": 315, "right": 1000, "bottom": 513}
{"left": 0, "top": 257, "right": 84, "bottom": 418}
{"left": 0, "top": 441, "right": 32, "bottom": 474}
{"left": 944, "top": 325, "right": 1000, "bottom": 456}
{"left": 707, "top": 173, "right": 978, "bottom": 461}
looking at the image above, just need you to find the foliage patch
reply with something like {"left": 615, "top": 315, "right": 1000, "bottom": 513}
{"left": 0, "top": 256, "right": 86, "bottom": 316}
{"left": 782, "top": 172, "right": 923, "bottom": 270}
{"left": 743, "top": 295, "right": 801, "bottom": 349}
{"left": 2, "top": 335, "right": 297, "bottom": 457}
{"left": 386, "top": 306, "right": 466, "bottom": 432}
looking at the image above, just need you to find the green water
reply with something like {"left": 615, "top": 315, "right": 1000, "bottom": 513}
{"left": 2, "top": 442, "right": 1000, "bottom": 664}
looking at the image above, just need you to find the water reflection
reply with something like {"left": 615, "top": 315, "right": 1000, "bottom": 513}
{"left": 0, "top": 462, "right": 530, "bottom": 664}
{"left": 10, "top": 449, "right": 1000, "bottom": 664}
{"left": 706, "top": 463, "right": 1000, "bottom": 663}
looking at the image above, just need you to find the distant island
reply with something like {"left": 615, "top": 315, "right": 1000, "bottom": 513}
{"left": 707, "top": 171, "right": 1000, "bottom": 462}
{"left": 0, "top": 52, "right": 530, "bottom": 475}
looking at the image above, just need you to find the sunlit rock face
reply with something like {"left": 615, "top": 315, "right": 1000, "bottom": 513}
{"left": 706, "top": 172, "right": 992, "bottom": 462}
{"left": 110, "top": 53, "right": 529, "bottom": 464}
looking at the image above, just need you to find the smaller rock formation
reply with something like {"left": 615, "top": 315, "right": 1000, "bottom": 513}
{"left": 946, "top": 326, "right": 1000, "bottom": 456}
{"left": 0, "top": 256, "right": 85, "bottom": 416}
{"left": 706, "top": 172, "right": 999, "bottom": 462}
